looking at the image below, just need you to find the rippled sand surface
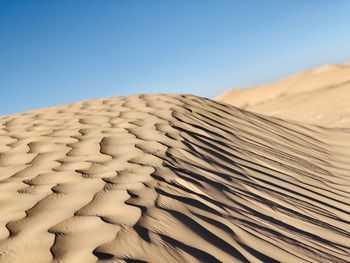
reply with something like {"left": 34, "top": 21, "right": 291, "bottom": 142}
{"left": 0, "top": 94, "right": 349, "bottom": 262}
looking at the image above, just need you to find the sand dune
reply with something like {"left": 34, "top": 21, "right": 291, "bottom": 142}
{"left": 217, "top": 63, "right": 350, "bottom": 127}
{"left": 0, "top": 94, "right": 349, "bottom": 262}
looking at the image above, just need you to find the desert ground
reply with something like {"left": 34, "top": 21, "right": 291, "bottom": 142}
{"left": 0, "top": 66, "right": 350, "bottom": 262}
{"left": 217, "top": 63, "right": 350, "bottom": 127}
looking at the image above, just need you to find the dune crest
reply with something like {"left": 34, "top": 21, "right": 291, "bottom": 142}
{"left": 0, "top": 94, "right": 349, "bottom": 262}
{"left": 217, "top": 63, "right": 350, "bottom": 127}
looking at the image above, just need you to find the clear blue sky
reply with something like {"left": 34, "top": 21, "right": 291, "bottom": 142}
{"left": 1, "top": 1, "right": 350, "bottom": 115}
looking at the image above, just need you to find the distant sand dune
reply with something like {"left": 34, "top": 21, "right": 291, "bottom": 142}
{"left": 217, "top": 63, "right": 350, "bottom": 127}
{"left": 0, "top": 94, "right": 349, "bottom": 262}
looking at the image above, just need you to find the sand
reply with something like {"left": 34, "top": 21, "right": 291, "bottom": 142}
{"left": 217, "top": 63, "right": 350, "bottom": 127}
{"left": 0, "top": 94, "right": 349, "bottom": 262}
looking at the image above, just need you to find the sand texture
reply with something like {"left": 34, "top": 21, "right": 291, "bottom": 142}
{"left": 217, "top": 63, "right": 350, "bottom": 127}
{"left": 0, "top": 94, "right": 349, "bottom": 262}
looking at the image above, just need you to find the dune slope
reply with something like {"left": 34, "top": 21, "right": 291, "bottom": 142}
{"left": 0, "top": 94, "right": 349, "bottom": 263}
{"left": 217, "top": 63, "right": 350, "bottom": 127}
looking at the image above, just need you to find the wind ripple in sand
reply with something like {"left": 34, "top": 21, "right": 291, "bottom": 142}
{"left": 0, "top": 94, "right": 349, "bottom": 263}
